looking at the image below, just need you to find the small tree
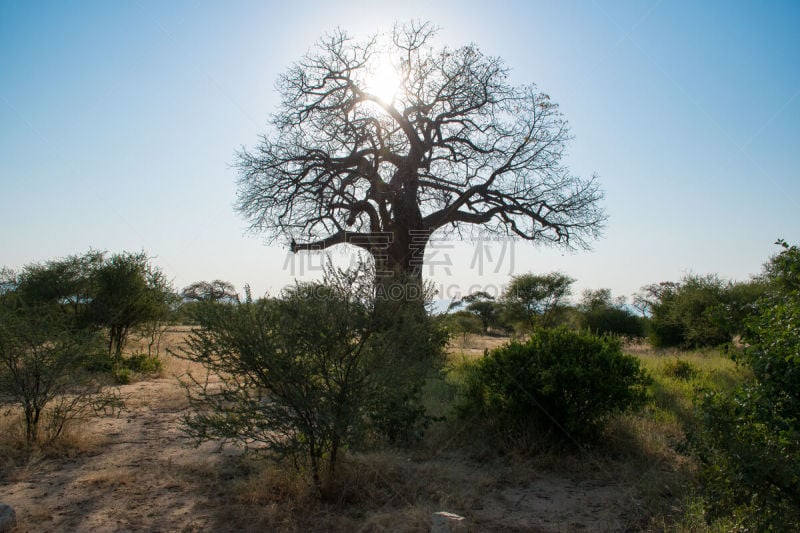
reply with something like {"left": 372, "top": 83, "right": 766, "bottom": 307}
{"left": 578, "top": 288, "right": 644, "bottom": 338}
{"left": 691, "top": 241, "right": 800, "bottom": 529}
{"left": 462, "top": 291, "right": 499, "bottom": 333}
{"left": 181, "top": 280, "right": 239, "bottom": 303}
{"left": 447, "top": 291, "right": 499, "bottom": 333}
{"left": 182, "top": 282, "right": 375, "bottom": 495}
{"left": 6, "top": 250, "right": 174, "bottom": 360}
{"left": 638, "top": 276, "right": 725, "bottom": 348}
{"left": 0, "top": 304, "right": 117, "bottom": 445}
{"left": 502, "top": 272, "right": 574, "bottom": 329}
{"left": 181, "top": 262, "right": 445, "bottom": 495}
{"left": 89, "top": 252, "right": 173, "bottom": 359}
{"left": 459, "top": 328, "right": 649, "bottom": 445}
{"left": 11, "top": 251, "right": 104, "bottom": 327}
{"left": 236, "top": 22, "right": 606, "bottom": 293}
{"left": 442, "top": 310, "right": 483, "bottom": 344}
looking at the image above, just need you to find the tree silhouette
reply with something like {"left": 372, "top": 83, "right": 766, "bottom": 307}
{"left": 237, "top": 22, "right": 605, "bottom": 290}
{"left": 181, "top": 280, "right": 239, "bottom": 303}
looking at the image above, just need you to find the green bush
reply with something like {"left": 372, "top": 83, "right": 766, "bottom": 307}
{"left": 112, "top": 365, "right": 132, "bottom": 385}
{"left": 693, "top": 387, "right": 799, "bottom": 530}
{"left": 82, "top": 350, "right": 115, "bottom": 373}
{"left": 110, "top": 353, "right": 163, "bottom": 384}
{"left": 458, "top": 328, "right": 650, "bottom": 444}
{"left": 181, "top": 267, "right": 445, "bottom": 496}
{"left": 0, "top": 303, "right": 119, "bottom": 445}
{"left": 661, "top": 359, "right": 698, "bottom": 381}
{"left": 441, "top": 310, "right": 483, "bottom": 343}
{"left": 361, "top": 282, "right": 448, "bottom": 446}
{"left": 689, "top": 241, "right": 800, "bottom": 529}
{"left": 124, "top": 353, "right": 163, "bottom": 374}
{"left": 640, "top": 275, "right": 765, "bottom": 349}
{"left": 583, "top": 306, "right": 645, "bottom": 337}
{"left": 181, "top": 286, "right": 372, "bottom": 495}
{"left": 579, "top": 289, "right": 645, "bottom": 338}
{"left": 646, "top": 275, "right": 732, "bottom": 348}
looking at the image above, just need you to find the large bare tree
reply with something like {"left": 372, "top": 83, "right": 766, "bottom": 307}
{"left": 237, "top": 22, "right": 605, "bottom": 289}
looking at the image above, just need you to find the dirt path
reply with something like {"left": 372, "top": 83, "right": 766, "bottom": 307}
{"left": 1, "top": 355, "right": 641, "bottom": 531}
{"left": 2, "top": 376, "right": 240, "bottom": 532}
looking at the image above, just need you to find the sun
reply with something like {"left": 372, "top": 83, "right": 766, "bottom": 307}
{"left": 364, "top": 60, "right": 402, "bottom": 103}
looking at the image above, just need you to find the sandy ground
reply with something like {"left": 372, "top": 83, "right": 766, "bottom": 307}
{"left": 1, "top": 333, "right": 642, "bottom": 532}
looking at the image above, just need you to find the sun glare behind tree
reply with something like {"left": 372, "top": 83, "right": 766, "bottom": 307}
{"left": 364, "top": 57, "right": 402, "bottom": 104}
{"left": 237, "top": 21, "right": 606, "bottom": 295}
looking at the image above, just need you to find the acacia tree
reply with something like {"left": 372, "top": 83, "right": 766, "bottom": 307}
{"left": 503, "top": 272, "right": 574, "bottom": 328}
{"left": 236, "top": 22, "right": 605, "bottom": 291}
{"left": 181, "top": 280, "right": 239, "bottom": 303}
{"left": 89, "top": 252, "right": 173, "bottom": 359}
{"left": 0, "top": 303, "right": 118, "bottom": 445}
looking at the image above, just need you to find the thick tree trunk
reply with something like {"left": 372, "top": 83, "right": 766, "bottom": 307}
{"left": 374, "top": 174, "right": 429, "bottom": 302}
{"left": 373, "top": 226, "right": 428, "bottom": 304}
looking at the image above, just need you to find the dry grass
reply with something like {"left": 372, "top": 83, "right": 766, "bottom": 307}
{"left": 0, "top": 331, "right": 747, "bottom": 531}
{"left": 446, "top": 333, "right": 509, "bottom": 359}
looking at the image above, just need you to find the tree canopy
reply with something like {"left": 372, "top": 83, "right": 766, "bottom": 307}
{"left": 236, "top": 22, "right": 605, "bottom": 284}
{"left": 3, "top": 250, "right": 173, "bottom": 359}
{"left": 503, "top": 272, "right": 574, "bottom": 328}
{"left": 181, "top": 280, "right": 239, "bottom": 303}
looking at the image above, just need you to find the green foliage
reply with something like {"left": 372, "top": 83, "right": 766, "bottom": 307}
{"left": 450, "top": 291, "right": 500, "bottom": 333}
{"left": 124, "top": 353, "right": 163, "bottom": 374}
{"left": 502, "top": 272, "right": 575, "bottom": 330}
{"left": 89, "top": 251, "right": 173, "bottom": 359}
{"left": 181, "top": 266, "right": 445, "bottom": 496}
{"left": 690, "top": 241, "right": 800, "bottom": 529}
{"left": 360, "top": 276, "right": 448, "bottom": 446}
{"left": 0, "top": 302, "right": 118, "bottom": 445}
{"left": 693, "top": 387, "right": 799, "bottom": 530}
{"left": 724, "top": 279, "right": 767, "bottom": 337}
{"left": 181, "top": 280, "right": 239, "bottom": 303}
{"left": 182, "top": 286, "right": 369, "bottom": 495}
{"left": 641, "top": 275, "right": 747, "bottom": 349}
{"left": 639, "top": 275, "right": 765, "bottom": 349}
{"left": 4, "top": 250, "right": 174, "bottom": 360}
{"left": 661, "top": 358, "right": 698, "bottom": 381}
{"left": 441, "top": 310, "right": 483, "bottom": 343}
{"left": 458, "top": 328, "right": 650, "bottom": 445}
{"left": 112, "top": 365, "right": 132, "bottom": 385}
{"left": 10, "top": 250, "right": 104, "bottom": 327}
{"left": 578, "top": 288, "right": 645, "bottom": 338}
{"left": 111, "top": 352, "right": 164, "bottom": 383}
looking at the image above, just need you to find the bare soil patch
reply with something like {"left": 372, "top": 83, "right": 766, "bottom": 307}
{"left": 1, "top": 333, "right": 649, "bottom": 531}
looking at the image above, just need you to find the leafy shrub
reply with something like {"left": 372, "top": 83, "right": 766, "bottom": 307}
{"left": 182, "top": 286, "right": 371, "bottom": 495}
{"left": 106, "top": 353, "right": 163, "bottom": 384}
{"left": 579, "top": 289, "right": 645, "bottom": 338}
{"left": 690, "top": 241, "right": 800, "bottom": 529}
{"left": 458, "top": 328, "right": 650, "bottom": 444}
{"left": 645, "top": 275, "right": 732, "bottom": 348}
{"left": 501, "top": 272, "right": 575, "bottom": 330}
{"left": 0, "top": 304, "right": 120, "bottom": 445}
{"left": 441, "top": 310, "right": 483, "bottom": 343}
{"left": 639, "top": 275, "right": 765, "bottom": 349}
{"left": 693, "top": 387, "right": 799, "bottom": 530}
{"left": 124, "top": 353, "right": 163, "bottom": 374}
{"left": 583, "top": 306, "right": 645, "bottom": 337}
{"left": 181, "top": 267, "right": 445, "bottom": 496}
{"left": 82, "top": 350, "right": 115, "bottom": 373}
{"left": 661, "top": 359, "right": 698, "bottom": 381}
{"left": 112, "top": 365, "right": 132, "bottom": 385}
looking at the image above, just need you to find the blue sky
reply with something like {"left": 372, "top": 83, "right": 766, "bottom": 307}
{"left": 2, "top": 1, "right": 798, "bottom": 302}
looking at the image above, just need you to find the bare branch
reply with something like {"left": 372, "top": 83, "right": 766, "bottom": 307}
{"left": 237, "top": 22, "right": 606, "bottom": 274}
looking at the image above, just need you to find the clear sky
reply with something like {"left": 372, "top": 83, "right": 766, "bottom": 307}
{"left": 2, "top": 0, "right": 798, "bottom": 303}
